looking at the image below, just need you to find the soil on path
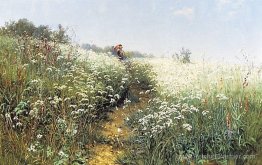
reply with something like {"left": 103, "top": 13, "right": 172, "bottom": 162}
{"left": 88, "top": 87, "right": 150, "bottom": 165}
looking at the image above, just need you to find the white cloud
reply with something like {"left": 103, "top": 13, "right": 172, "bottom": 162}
{"left": 173, "top": 7, "right": 194, "bottom": 19}
{"left": 216, "top": 0, "right": 246, "bottom": 19}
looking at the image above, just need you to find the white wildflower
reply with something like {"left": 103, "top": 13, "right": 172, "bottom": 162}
{"left": 125, "top": 99, "right": 131, "bottom": 104}
{"left": 16, "top": 122, "right": 22, "bottom": 127}
{"left": 202, "top": 110, "right": 209, "bottom": 116}
{"left": 28, "top": 144, "right": 36, "bottom": 152}
{"left": 37, "top": 134, "right": 43, "bottom": 139}
{"left": 190, "top": 105, "right": 199, "bottom": 112}
{"left": 216, "top": 94, "right": 229, "bottom": 101}
{"left": 46, "top": 67, "right": 52, "bottom": 72}
{"left": 58, "top": 150, "right": 68, "bottom": 158}
{"left": 110, "top": 98, "right": 116, "bottom": 103}
{"left": 145, "top": 90, "right": 151, "bottom": 94}
{"left": 31, "top": 79, "right": 39, "bottom": 83}
{"left": 69, "top": 105, "right": 77, "bottom": 109}
{"left": 183, "top": 123, "right": 192, "bottom": 131}
{"left": 114, "top": 94, "right": 120, "bottom": 99}
{"left": 31, "top": 59, "right": 37, "bottom": 63}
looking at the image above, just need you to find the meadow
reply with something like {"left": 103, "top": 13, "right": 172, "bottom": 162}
{"left": 0, "top": 33, "right": 154, "bottom": 164}
{"left": 120, "top": 58, "right": 262, "bottom": 165}
{"left": 0, "top": 32, "right": 261, "bottom": 165}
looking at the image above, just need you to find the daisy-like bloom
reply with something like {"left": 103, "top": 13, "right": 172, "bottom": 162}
{"left": 30, "top": 79, "right": 39, "bottom": 83}
{"left": 202, "top": 110, "right": 209, "bottom": 116}
{"left": 88, "top": 104, "right": 94, "bottom": 109}
{"left": 28, "top": 144, "right": 36, "bottom": 152}
{"left": 58, "top": 150, "right": 68, "bottom": 158}
{"left": 46, "top": 67, "right": 52, "bottom": 72}
{"left": 31, "top": 59, "right": 37, "bottom": 64}
{"left": 110, "top": 98, "right": 116, "bottom": 103}
{"left": 37, "top": 134, "right": 43, "bottom": 139}
{"left": 114, "top": 94, "right": 120, "bottom": 99}
{"left": 190, "top": 105, "right": 199, "bottom": 112}
{"left": 216, "top": 93, "right": 229, "bottom": 101}
{"left": 182, "top": 123, "right": 192, "bottom": 131}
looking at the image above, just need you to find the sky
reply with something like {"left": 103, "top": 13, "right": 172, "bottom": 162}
{"left": 0, "top": 0, "right": 262, "bottom": 63}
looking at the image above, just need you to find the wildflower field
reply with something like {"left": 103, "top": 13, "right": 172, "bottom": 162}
{"left": 0, "top": 33, "right": 155, "bottom": 164}
{"left": 0, "top": 32, "right": 262, "bottom": 165}
{"left": 120, "top": 58, "right": 262, "bottom": 165}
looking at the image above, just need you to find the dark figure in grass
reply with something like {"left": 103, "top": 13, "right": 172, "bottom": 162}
{"left": 113, "top": 44, "right": 126, "bottom": 61}
{"left": 113, "top": 44, "right": 139, "bottom": 105}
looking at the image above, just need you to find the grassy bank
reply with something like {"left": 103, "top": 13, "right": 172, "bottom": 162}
{"left": 121, "top": 58, "right": 262, "bottom": 165}
{"left": 0, "top": 34, "right": 155, "bottom": 164}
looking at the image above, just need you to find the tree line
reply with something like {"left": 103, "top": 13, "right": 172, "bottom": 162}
{"left": 0, "top": 18, "right": 69, "bottom": 43}
{"left": 81, "top": 43, "right": 154, "bottom": 58}
{"left": 0, "top": 18, "right": 154, "bottom": 58}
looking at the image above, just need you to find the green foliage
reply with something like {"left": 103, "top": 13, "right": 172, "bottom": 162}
{"left": 33, "top": 25, "right": 52, "bottom": 41}
{"left": 128, "top": 61, "right": 157, "bottom": 90}
{"left": 2, "top": 18, "right": 36, "bottom": 36}
{"left": 81, "top": 43, "right": 105, "bottom": 53}
{"left": 0, "top": 18, "right": 69, "bottom": 43}
{"left": 124, "top": 90, "right": 262, "bottom": 164}
{"left": 121, "top": 59, "right": 262, "bottom": 164}
{"left": 0, "top": 34, "right": 132, "bottom": 164}
{"left": 174, "top": 47, "right": 191, "bottom": 63}
{"left": 2, "top": 24, "right": 261, "bottom": 165}
{"left": 125, "top": 50, "right": 152, "bottom": 58}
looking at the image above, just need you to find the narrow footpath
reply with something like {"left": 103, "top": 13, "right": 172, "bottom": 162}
{"left": 88, "top": 86, "right": 150, "bottom": 165}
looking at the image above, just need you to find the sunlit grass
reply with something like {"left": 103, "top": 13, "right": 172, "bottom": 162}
{"left": 0, "top": 34, "right": 156, "bottom": 164}
{"left": 1, "top": 32, "right": 261, "bottom": 165}
{"left": 123, "top": 58, "right": 262, "bottom": 164}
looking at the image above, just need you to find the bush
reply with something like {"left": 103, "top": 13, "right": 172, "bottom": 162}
{"left": 0, "top": 18, "right": 70, "bottom": 43}
{"left": 173, "top": 47, "right": 191, "bottom": 63}
{"left": 0, "top": 34, "right": 131, "bottom": 164}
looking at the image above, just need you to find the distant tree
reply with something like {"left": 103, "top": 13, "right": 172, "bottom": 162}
{"left": 3, "top": 18, "right": 36, "bottom": 36}
{"left": 0, "top": 19, "right": 70, "bottom": 43}
{"left": 175, "top": 47, "right": 191, "bottom": 63}
{"left": 33, "top": 25, "right": 52, "bottom": 40}
{"left": 103, "top": 46, "right": 114, "bottom": 53}
{"left": 81, "top": 43, "right": 92, "bottom": 50}
{"left": 81, "top": 43, "right": 107, "bottom": 53}
{"left": 53, "top": 24, "right": 70, "bottom": 43}
{"left": 91, "top": 44, "right": 103, "bottom": 52}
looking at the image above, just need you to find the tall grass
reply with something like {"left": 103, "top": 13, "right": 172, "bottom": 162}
{"left": 0, "top": 33, "right": 155, "bottom": 164}
{"left": 123, "top": 58, "right": 262, "bottom": 165}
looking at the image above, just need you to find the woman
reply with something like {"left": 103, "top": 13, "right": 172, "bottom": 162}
{"left": 113, "top": 44, "right": 125, "bottom": 60}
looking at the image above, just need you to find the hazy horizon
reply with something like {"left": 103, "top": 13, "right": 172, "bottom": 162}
{"left": 0, "top": 0, "right": 262, "bottom": 64}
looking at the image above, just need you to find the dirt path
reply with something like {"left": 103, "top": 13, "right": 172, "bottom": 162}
{"left": 88, "top": 87, "right": 150, "bottom": 165}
